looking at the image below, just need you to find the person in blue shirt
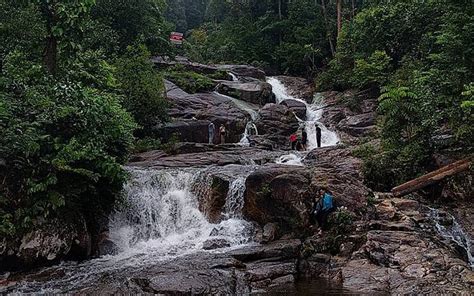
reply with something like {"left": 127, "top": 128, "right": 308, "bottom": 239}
{"left": 312, "top": 188, "right": 335, "bottom": 229}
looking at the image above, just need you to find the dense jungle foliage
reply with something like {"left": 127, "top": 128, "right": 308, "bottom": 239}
{"left": 0, "top": 0, "right": 169, "bottom": 236}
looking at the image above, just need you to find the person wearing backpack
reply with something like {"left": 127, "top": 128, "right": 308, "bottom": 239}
{"left": 312, "top": 188, "right": 335, "bottom": 230}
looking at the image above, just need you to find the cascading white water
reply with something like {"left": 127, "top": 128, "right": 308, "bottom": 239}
{"left": 110, "top": 167, "right": 253, "bottom": 255}
{"left": 213, "top": 91, "right": 260, "bottom": 146}
{"left": 5, "top": 167, "right": 255, "bottom": 293}
{"left": 266, "top": 77, "right": 340, "bottom": 150}
{"left": 429, "top": 208, "right": 474, "bottom": 268}
{"left": 275, "top": 153, "right": 304, "bottom": 166}
{"left": 239, "top": 122, "right": 259, "bottom": 146}
{"left": 224, "top": 177, "right": 247, "bottom": 218}
{"left": 230, "top": 72, "right": 239, "bottom": 81}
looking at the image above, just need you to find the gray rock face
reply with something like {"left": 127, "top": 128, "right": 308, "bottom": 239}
{"left": 243, "top": 165, "right": 313, "bottom": 235}
{"left": 157, "top": 80, "right": 250, "bottom": 143}
{"left": 281, "top": 99, "right": 307, "bottom": 120}
{"left": 337, "top": 112, "right": 376, "bottom": 137}
{"left": 275, "top": 76, "right": 315, "bottom": 103}
{"left": 216, "top": 80, "right": 274, "bottom": 105}
{"left": 305, "top": 147, "right": 370, "bottom": 212}
{"left": 128, "top": 146, "right": 283, "bottom": 169}
{"left": 0, "top": 217, "right": 91, "bottom": 271}
{"left": 318, "top": 90, "right": 379, "bottom": 144}
{"left": 255, "top": 104, "right": 300, "bottom": 147}
{"left": 152, "top": 56, "right": 221, "bottom": 75}
{"left": 215, "top": 64, "right": 266, "bottom": 81}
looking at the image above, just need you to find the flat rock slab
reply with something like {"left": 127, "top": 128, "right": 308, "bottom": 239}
{"left": 216, "top": 80, "right": 274, "bottom": 105}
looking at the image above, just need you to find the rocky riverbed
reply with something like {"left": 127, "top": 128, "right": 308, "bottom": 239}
{"left": 1, "top": 59, "right": 472, "bottom": 294}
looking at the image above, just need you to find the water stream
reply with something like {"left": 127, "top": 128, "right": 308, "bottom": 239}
{"left": 266, "top": 77, "right": 340, "bottom": 150}
{"left": 429, "top": 207, "right": 474, "bottom": 268}
{"left": 5, "top": 167, "right": 254, "bottom": 293}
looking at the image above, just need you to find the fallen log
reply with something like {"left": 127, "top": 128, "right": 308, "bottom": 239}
{"left": 391, "top": 158, "right": 471, "bottom": 197}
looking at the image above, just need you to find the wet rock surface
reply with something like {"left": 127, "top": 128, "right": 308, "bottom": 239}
{"left": 276, "top": 76, "right": 315, "bottom": 103}
{"left": 215, "top": 64, "right": 267, "bottom": 81}
{"left": 159, "top": 80, "right": 250, "bottom": 143}
{"left": 318, "top": 90, "right": 378, "bottom": 144}
{"left": 255, "top": 103, "right": 300, "bottom": 147}
{"left": 281, "top": 99, "right": 307, "bottom": 120}
{"left": 300, "top": 195, "right": 474, "bottom": 294}
{"left": 216, "top": 80, "right": 274, "bottom": 106}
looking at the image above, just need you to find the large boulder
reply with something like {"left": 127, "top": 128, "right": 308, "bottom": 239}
{"left": 305, "top": 147, "right": 370, "bottom": 212}
{"left": 157, "top": 80, "right": 250, "bottom": 143}
{"left": 152, "top": 56, "right": 221, "bottom": 75}
{"left": 337, "top": 112, "right": 377, "bottom": 137}
{"left": 281, "top": 99, "right": 307, "bottom": 120}
{"left": 243, "top": 165, "right": 314, "bottom": 235}
{"left": 215, "top": 64, "right": 266, "bottom": 81}
{"left": 275, "top": 76, "right": 315, "bottom": 103}
{"left": 255, "top": 104, "right": 300, "bottom": 148}
{"left": 0, "top": 217, "right": 91, "bottom": 271}
{"left": 216, "top": 81, "right": 274, "bottom": 105}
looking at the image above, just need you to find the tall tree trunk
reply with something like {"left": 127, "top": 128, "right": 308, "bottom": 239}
{"left": 278, "top": 0, "right": 283, "bottom": 44}
{"left": 351, "top": 0, "right": 355, "bottom": 18}
{"left": 41, "top": 0, "right": 58, "bottom": 74}
{"left": 336, "top": 0, "right": 342, "bottom": 36}
{"left": 320, "top": 0, "right": 335, "bottom": 56}
{"left": 44, "top": 36, "right": 57, "bottom": 74}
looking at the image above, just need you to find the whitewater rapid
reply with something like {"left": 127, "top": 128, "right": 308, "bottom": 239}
{"left": 266, "top": 77, "right": 340, "bottom": 150}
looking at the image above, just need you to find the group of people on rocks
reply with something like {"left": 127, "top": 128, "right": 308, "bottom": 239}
{"left": 208, "top": 122, "right": 227, "bottom": 145}
{"left": 289, "top": 123, "right": 322, "bottom": 151}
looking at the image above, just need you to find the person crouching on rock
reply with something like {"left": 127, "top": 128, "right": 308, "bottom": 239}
{"left": 208, "top": 122, "right": 215, "bottom": 144}
{"left": 289, "top": 133, "right": 298, "bottom": 150}
{"left": 219, "top": 124, "right": 226, "bottom": 144}
{"left": 312, "top": 188, "right": 336, "bottom": 230}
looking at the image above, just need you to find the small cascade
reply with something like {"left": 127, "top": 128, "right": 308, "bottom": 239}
{"left": 430, "top": 208, "right": 474, "bottom": 268}
{"left": 266, "top": 77, "right": 340, "bottom": 149}
{"left": 224, "top": 176, "right": 247, "bottom": 218}
{"left": 230, "top": 72, "right": 239, "bottom": 81}
{"left": 239, "top": 121, "right": 259, "bottom": 146}
{"left": 276, "top": 153, "right": 304, "bottom": 166}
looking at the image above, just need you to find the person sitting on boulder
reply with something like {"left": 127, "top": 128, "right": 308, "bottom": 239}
{"left": 289, "top": 133, "right": 298, "bottom": 150}
{"left": 312, "top": 188, "right": 336, "bottom": 230}
{"left": 219, "top": 124, "right": 227, "bottom": 144}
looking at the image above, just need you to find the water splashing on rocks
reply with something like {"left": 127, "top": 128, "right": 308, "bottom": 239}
{"left": 266, "top": 77, "right": 339, "bottom": 149}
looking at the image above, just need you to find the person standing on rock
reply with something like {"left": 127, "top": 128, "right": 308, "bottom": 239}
{"left": 219, "top": 124, "right": 226, "bottom": 144}
{"left": 289, "top": 133, "right": 298, "bottom": 150}
{"left": 315, "top": 124, "right": 322, "bottom": 148}
{"left": 208, "top": 122, "right": 215, "bottom": 144}
{"left": 301, "top": 130, "right": 308, "bottom": 151}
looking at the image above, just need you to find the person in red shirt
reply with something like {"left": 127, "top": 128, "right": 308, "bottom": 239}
{"left": 289, "top": 133, "right": 298, "bottom": 150}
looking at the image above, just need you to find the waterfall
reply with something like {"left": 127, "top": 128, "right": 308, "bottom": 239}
{"left": 276, "top": 153, "right": 304, "bottom": 166}
{"left": 109, "top": 167, "right": 253, "bottom": 256}
{"left": 224, "top": 177, "right": 247, "bottom": 218}
{"left": 266, "top": 77, "right": 340, "bottom": 149}
{"left": 430, "top": 208, "right": 473, "bottom": 268}
{"left": 239, "top": 122, "right": 259, "bottom": 146}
